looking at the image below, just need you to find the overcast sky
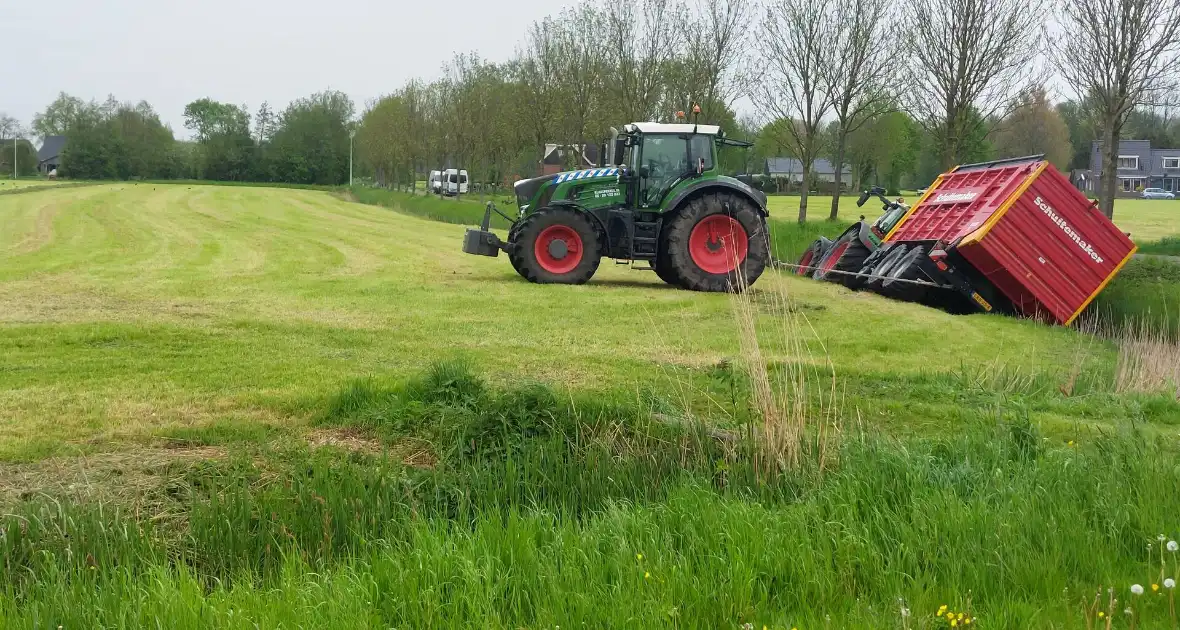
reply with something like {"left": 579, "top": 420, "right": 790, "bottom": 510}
{"left": 3, "top": 0, "right": 565, "bottom": 138}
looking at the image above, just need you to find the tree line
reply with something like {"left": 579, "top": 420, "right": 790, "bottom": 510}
{"left": 14, "top": 90, "right": 355, "bottom": 185}
{"left": 4, "top": 0, "right": 1179, "bottom": 220}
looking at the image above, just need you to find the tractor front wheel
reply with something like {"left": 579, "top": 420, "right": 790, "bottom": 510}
{"left": 509, "top": 208, "right": 602, "bottom": 284}
{"left": 663, "top": 192, "right": 769, "bottom": 292}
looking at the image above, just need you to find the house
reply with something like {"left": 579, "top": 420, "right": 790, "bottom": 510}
{"left": 539, "top": 144, "right": 600, "bottom": 176}
{"left": 1087, "top": 139, "right": 1180, "bottom": 195}
{"left": 764, "top": 157, "right": 851, "bottom": 185}
{"left": 38, "top": 135, "right": 67, "bottom": 175}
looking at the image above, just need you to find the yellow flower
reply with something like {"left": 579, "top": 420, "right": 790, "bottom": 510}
{"left": 947, "top": 612, "right": 955, "bottom": 621}
{"left": 938, "top": 605, "right": 948, "bottom": 616}
{"left": 965, "top": 619, "right": 972, "bottom": 626}
{"left": 644, "top": 572, "right": 650, "bottom": 579}
{"left": 1153, "top": 583, "right": 1160, "bottom": 592}
{"left": 1098, "top": 611, "right": 1105, "bottom": 618}
{"left": 958, "top": 613, "right": 964, "bottom": 620}
{"left": 636, "top": 553, "right": 643, "bottom": 561}
{"left": 1068, "top": 440, "right": 1075, "bottom": 446}
{"left": 951, "top": 620, "right": 958, "bottom": 628}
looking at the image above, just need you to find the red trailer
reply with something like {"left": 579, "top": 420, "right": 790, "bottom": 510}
{"left": 868, "top": 156, "right": 1136, "bottom": 325}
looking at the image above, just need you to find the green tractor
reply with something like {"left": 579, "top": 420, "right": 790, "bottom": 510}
{"left": 462, "top": 121, "right": 770, "bottom": 292}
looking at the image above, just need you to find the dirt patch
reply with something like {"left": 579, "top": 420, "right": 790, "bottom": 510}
{"left": 0, "top": 445, "right": 224, "bottom": 513}
{"left": 306, "top": 428, "right": 437, "bottom": 468}
{"left": 306, "top": 427, "right": 383, "bottom": 454}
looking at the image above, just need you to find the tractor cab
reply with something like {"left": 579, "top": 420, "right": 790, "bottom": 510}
{"left": 611, "top": 123, "right": 723, "bottom": 210}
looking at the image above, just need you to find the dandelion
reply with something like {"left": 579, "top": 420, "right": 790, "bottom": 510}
{"left": 1099, "top": 611, "right": 1105, "bottom": 618}
{"left": 938, "top": 605, "right": 948, "bottom": 616}
{"left": 951, "top": 621, "right": 958, "bottom": 627}
{"left": 1169, "top": 540, "right": 1179, "bottom": 552}
{"left": 1068, "top": 440, "right": 1075, "bottom": 446}
{"left": 1132, "top": 584, "right": 1145, "bottom": 595}
{"left": 636, "top": 553, "right": 643, "bottom": 561}
{"left": 1166, "top": 578, "right": 1176, "bottom": 589}
{"left": 1154, "top": 584, "right": 1161, "bottom": 592}
{"left": 644, "top": 572, "right": 651, "bottom": 580}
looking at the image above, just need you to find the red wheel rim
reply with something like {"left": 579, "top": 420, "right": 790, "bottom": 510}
{"left": 796, "top": 250, "right": 814, "bottom": 275}
{"left": 819, "top": 242, "right": 849, "bottom": 275}
{"left": 688, "top": 215, "right": 748, "bottom": 275}
{"left": 534, "top": 224, "right": 583, "bottom": 274}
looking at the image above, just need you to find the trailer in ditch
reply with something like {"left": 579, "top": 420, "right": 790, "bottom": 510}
{"left": 811, "top": 155, "right": 1138, "bottom": 325}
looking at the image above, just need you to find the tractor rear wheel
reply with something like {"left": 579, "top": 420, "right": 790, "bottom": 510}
{"left": 509, "top": 207, "right": 602, "bottom": 284}
{"left": 654, "top": 209, "right": 684, "bottom": 287}
{"left": 813, "top": 232, "right": 871, "bottom": 284}
{"left": 865, "top": 244, "right": 909, "bottom": 292}
{"left": 662, "top": 192, "right": 769, "bottom": 292}
{"left": 795, "top": 239, "right": 829, "bottom": 277}
{"left": 846, "top": 245, "right": 889, "bottom": 290}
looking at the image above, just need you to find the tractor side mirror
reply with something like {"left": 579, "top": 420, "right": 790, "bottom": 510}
{"left": 613, "top": 138, "right": 626, "bottom": 166}
{"left": 856, "top": 190, "right": 871, "bottom": 207}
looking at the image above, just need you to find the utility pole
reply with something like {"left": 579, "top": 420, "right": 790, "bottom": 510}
{"left": 349, "top": 129, "right": 356, "bottom": 186}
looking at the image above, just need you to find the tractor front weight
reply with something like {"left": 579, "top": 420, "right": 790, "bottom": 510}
{"left": 462, "top": 202, "right": 511, "bottom": 258}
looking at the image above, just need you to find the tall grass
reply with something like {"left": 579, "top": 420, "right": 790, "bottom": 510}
{"left": 1088, "top": 256, "right": 1180, "bottom": 339}
{"left": 3, "top": 369, "right": 1180, "bottom": 627}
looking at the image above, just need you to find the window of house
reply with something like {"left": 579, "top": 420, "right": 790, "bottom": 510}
{"left": 1122, "top": 178, "right": 1134, "bottom": 192}
{"left": 1164, "top": 157, "right": 1180, "bottom": 169}
{"left": 1117, "top": 155, "right": 1140, "bottom": 169}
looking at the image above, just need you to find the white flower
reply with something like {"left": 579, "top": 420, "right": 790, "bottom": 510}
{"left": 1169, "top": 540, "right": 1179, "bottom": 552}
{"left": 1132, "top": 584, "right": 1145, "bottom": 595}
{"left": 900, "top": 607, "right": 910, "bottom": 618}
{"left": 1166, "top": 578, "right": 1176, "bottom": 589}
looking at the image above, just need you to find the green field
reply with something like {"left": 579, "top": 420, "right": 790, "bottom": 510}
{"left": 2, "top": 183, "right": 1180, "bottom": 626}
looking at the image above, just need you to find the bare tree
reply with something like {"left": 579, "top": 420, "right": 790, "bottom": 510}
{"left": 682, "top": 0, "right": 750, "bottom": 121}
{"left": 903, "top": 0, "right": 1046, "bottom": 170}
{"left": 1056, "top": 0, "right": 1180, "bottom": 218}
{"left": 604, "top": 0, "right": 683, "bottom": 122}
{"left": 752, "top": 0, "right": 835, "bottom": 223}
{"left": 823, "top": 0, "right": 897, "bottom": 219}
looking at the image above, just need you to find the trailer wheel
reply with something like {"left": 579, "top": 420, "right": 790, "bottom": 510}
{"left": 881, "top": 245, "right": 929, "bottom": 301}
{"left": 846, "top": 245, "right": 889, "bottom": 290}
{"left": 814, "top": 233, "right": 871, "bottom": 284}
{"left": 795, "top": 239, "right": 829, "bottom": 277}
{"left": 663, "top": 192, "right": 769, "bottom": 292}
{"left": 865, "top": 244, "right": 909, "bottom": 292}
{"left": 509, "top": 207, "right": 602, "bottom": 284}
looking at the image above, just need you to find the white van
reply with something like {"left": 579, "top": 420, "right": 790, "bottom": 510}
{"left": 428, "top": 170, "right": 443, "bottom": 194}
{"left": 443, "top": 169, "right": 468, "bottom": 196}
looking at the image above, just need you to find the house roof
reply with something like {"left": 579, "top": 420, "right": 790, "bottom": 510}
{"left": 38, "top": 135, "right": 66, "bottom": 162}
{"left": 542, "top": 144, "right": 598, "bottom": 166}
{"left": 765, "top": 157, "right": 850, "bottom": 176}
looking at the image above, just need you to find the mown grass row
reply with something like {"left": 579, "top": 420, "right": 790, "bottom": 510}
{"left": 3, "top": 363, "right": 1180, "bottom": 627}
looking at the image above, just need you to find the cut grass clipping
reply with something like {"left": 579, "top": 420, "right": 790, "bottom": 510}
{"left": 3, "top": 362, "right": 1180, "bottom": 628}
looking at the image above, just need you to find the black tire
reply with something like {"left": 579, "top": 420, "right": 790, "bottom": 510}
{"left": 663, "top": 192, "right": 770, "bottom": 292}
{"left": 508, "top": 207, "right": 602, "bottom": 284}
{"left": 654, "top": 209, "right": 684, "bottom": 286}
{"left": 795, "top": 238, "right": 829, "bottom": 277}
{"left": 865, "top": 244, "right": 909, "bottom": 292}
{"left": 846, "top": 245, "right": 889, "bottom": 291}
{"left": 880, "top": 245, "right": 929, "bottom": 301}
{"left": 813, "top": 233, "right": 871, "bottom": 284}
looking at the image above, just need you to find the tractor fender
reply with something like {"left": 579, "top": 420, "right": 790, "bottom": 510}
{"left": 663, "top": 178, "right": 769, "bottom": 218}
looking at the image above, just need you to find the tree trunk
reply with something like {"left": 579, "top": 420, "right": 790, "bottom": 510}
{"left": 829, "top": 130, "right": 847, "bottom": 220}
{"left": 1100, "top": 121, "right": 1119, "bottom": 220}
{"left": 798, "top": 166, "right": 810, "bottom": 223}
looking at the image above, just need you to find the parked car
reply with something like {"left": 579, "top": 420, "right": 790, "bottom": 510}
{"left": 428, "top": 170, "right": 443, "bottom": 194}
{"left": 443, "top": 169, "right": 469, "bottom": 196}
{"left": 1141, "top": 187, "right": 1175, "bottom": 199}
